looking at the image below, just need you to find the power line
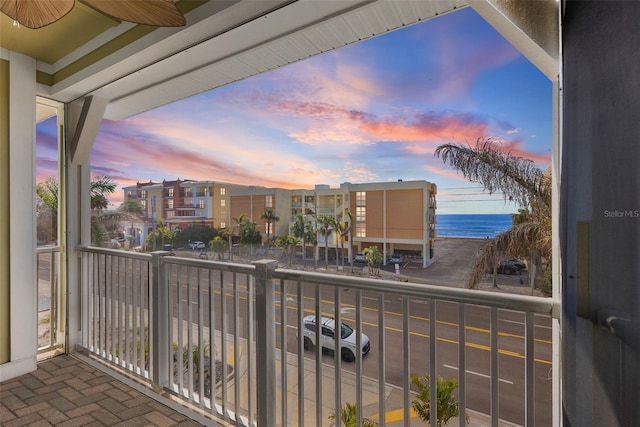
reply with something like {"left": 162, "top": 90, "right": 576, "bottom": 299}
{"left": 438, "top": 199, "right": 514, "bottom": 203}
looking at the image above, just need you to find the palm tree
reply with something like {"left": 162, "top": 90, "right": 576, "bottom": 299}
{"left": 276, "top": 235, "right": 299, "bottom": 265}
{"left": 305, "top": 220, "right": 318, "bottom": 269}
{"left": 344, "top": 208, "right": 354, "bottom": 272}
{"left": 36, "top": 175, "right": 116, "bottom": 246}
{"left": 291, "top": 214, "right": 307, "bottom": 267}
{"left": 434, "top": 137, "right": 551, "bottom": 290}
{"left": 328, "top": 402, "right": 379, "bottom": 427}
{"left": 209, "top": 236, "right": 227, "bottom": 260}
{"left": 332, "top": 217, "right": 348, "bottom": 270}
{"left": 260, "top": 207, "right": 279, "bottom": 240}
{"left": 235, "top": 214, "right": 262, "bottom": 259}
{"left": 317, "top": 214, "right": 333, "bottom": 269}
{"left": 90, "top": 176, "right": 116, "bottom": 211}
{"left": 145, "top": 220, "right": 175, "bottom": 250}
{"left": 119, "top": 199, "right": 145, "bottom": 247}
{"left": 219, "top": 226, "right": 234, "bottom": 261}
{"left": 410, "top": 374, "right": 465, "bottom": 426}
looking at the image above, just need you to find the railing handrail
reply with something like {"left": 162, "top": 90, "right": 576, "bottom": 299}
{"left": 78, "top": 245, "right": 558, "bottom": 426}
{"left": 274, "top": 266, "right": 560, "bottom": 318}
{"left": 163, "top": 256, "right": 256, "bottom": 275}
{"left": 75, "top": 245, "right": 558, "bottom": 318}
{"left": 77, "top": 245, "right": 151, "bottom": 261}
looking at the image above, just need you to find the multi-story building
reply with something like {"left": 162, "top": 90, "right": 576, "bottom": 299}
{"left": 343, "top": 180, "right": 437, "bottom": 268}
{"left": 123, "top": 179, "right": 436, "bottom": 265}
{"left": 228, "top": 180, "right": 437, "bottom": 267}
{"left": 122, "top": 179, "right": 244, "bottom": 243}
{"left": 229, "top": 186, "right": 292, "bottom": 238}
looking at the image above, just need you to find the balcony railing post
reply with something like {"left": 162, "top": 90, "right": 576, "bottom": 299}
{"left": 253, "top": 259, "right": 278, "bottom": 426}
{"left": 151, "top": 251, "right": 171, "bottom": 389}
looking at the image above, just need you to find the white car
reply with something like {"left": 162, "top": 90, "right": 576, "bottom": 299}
{"left": 302, "top": 315, "right": 370, "bottom": 362}
{"left": 188, "top": 241, "right": 206, "bottom": 250}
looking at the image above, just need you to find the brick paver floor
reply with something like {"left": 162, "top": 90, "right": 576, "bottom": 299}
{"left": 0, "top": 355, "right": 203, "bottom": 426}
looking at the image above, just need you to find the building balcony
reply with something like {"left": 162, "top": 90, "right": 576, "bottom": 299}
{"left": 0, "top": 247, "right": 560, "bottom": 426}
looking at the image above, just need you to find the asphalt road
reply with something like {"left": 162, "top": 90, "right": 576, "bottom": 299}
{"left": 277, "top": 283, "right": 553, "bottom": 426}
{"left": 161, "top": 266, "right": 552, "bottom": 426}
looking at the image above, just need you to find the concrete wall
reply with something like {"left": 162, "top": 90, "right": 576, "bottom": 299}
{"left": 562, "top": 2, "right": 640, "bottom": 425}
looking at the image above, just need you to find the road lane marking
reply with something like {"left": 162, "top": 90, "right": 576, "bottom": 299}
{"left": 369, "top": 407, "right": 418, "bottom": 423}
{"left": 178, "top": 284, "right": 553, "bottom": 363}
{"left": 443, "top": 364, "right": 514, "bottom": 384}
{"left": 296, "top": 308, "right": 552, "bottom": 365}
{"left": 202, "top": 284, "right": 552, "bottom": 341}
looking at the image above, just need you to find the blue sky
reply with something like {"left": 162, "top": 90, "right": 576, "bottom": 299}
{"left": 37, "top": 7, "right": 552, "bottom": 214}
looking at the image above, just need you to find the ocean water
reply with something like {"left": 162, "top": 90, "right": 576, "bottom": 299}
{"left": 436, "top": 214, "right": 513, "bottom": 239}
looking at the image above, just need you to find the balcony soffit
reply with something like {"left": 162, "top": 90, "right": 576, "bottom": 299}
{"left": 1, "top": 1, "right": 559, "bottom": 122}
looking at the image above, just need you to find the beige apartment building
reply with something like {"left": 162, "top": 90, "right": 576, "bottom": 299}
{"left": 229, "top": 180, "right": 437, "bottom": 267}
{"left": 123, "top": 179, "right": 437, "bottom": 266}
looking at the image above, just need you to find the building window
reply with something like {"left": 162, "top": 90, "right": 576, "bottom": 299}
{"left": 265, "top": 195, "right": 273, "bottom": 208}
{"left": 356, "top": 191, "right": 366, "bottom": 205}
{"left": 168, "top": 199, "right": 174, "bottom": 209}
{"left": 220, "top": 222, "right": 226, "bottom": 228}
{"left": 356, "top": 203, "right": 366, "bottom": 237}
{"left": 221, "top": 199, "right": 226, "bottom": 207}
{"left": 199, "top": 200, "right": 204, "bottom": 209}
{"left": 127, "top": 190, "right": 133, "bottom": 199}
{"left": 221, "top": 211, "right": 226, "bottom": 219}
{"left": 140, "top": 190, "right": 147, "bottom": 199}
{"left": 185, "top": 188, "right": 192, "bottom": 197}
{"left": 168, "top": 188, "right": 174, "bottom": 198}
{"left": 220, "top": 188, "right": 226, "bottom": 195}
{"left": 141, "top": 200, "right": 147, "bottom": 209}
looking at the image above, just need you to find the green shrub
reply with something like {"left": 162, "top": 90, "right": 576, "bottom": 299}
{"left": 410, "top": 374, "right": 466, "bottom": 426}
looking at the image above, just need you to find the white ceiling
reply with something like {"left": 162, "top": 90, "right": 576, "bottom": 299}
{"left": 39, "top": 0, "right": 469, "bottom": 121}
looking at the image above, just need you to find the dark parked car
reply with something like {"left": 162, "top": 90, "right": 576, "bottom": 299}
{"left": 506, "top": 259, "right": 526, "bottom": 270}
{"left": 496, "top": 262, "right": 520, "bottom": 275}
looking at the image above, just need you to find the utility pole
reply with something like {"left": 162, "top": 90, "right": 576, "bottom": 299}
{"left": 152, "top": 195, "right": 157, "bottom": 250}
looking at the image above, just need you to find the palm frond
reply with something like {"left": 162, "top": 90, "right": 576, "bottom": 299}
{"left": 465, "top": 222, "right": 551, "bottom": 289}
{"left": 434, "top": 137, "right": 551, "bottom": 214}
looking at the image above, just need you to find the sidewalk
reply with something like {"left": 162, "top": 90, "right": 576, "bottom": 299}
{"left": 226, "top": 347, "right": 518, "bottom": 427}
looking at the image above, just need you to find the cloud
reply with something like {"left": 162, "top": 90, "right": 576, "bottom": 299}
{"left": 424, "top": 165, "right": 467, "bottom": 181}
{"left": 32, "top": 8, "right": 550, "bottom": 215}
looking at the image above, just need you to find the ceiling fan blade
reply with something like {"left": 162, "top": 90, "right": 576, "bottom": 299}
{"left": 0, "top": 0, "right": 74, "bottom": 29}
{"left": 80, "top": 0, "right": 185, "bottom": 27}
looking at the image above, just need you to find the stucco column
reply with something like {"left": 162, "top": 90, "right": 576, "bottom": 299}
{"left": 0, "top": 52, "right": 38, "bottom": 381}
{"left": 65, "top": 96, "right": 107, "bottom": 351}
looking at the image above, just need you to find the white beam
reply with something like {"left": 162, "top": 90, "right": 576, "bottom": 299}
{"left": 468, "top": 0, "right": 559, "bottom": 80}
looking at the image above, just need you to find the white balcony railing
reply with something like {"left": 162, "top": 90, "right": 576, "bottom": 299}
{"left": 78, "top": 246, "right": 559, "bottom": 427}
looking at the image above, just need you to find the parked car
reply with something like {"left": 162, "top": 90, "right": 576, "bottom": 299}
{"left": 302, "top": 315, "right": 370, "bottom": 362}
{"left": 389, "top": 253, "right": 403, "bottom": 264}
{"left": 506, "top": 259, "right": 526, "bottom": 270}
{"left": 354, "top": 253, "right": 365, "bottom": 262}
{"left": 496, "top": 262, "right": 520, "bottom": 275}
{"left": 188, "top": 241, "right": 206, "bottom": 250}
